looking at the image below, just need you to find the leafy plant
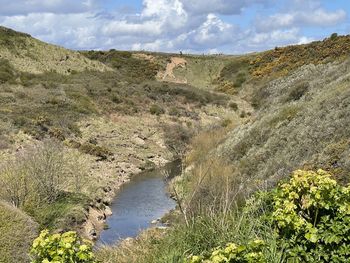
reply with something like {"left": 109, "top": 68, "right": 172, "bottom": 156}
{"left": 30, "top": 230, "right": 96, "bottom": 263}
{"left": 186, "top": 240, "right": 266, "bottom": 263}
{"left": 272, "top": 169, "right": 350, "bottom": 262}
{"left": 150, "top": 104, "right": 165, "bottom": 115}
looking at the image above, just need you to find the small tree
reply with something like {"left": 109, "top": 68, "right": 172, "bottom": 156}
{"left": 330, "top": 32, "right": 338, "bottom": 40}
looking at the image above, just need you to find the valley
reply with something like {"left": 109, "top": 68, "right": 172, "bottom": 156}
{"left": 0, "top": 26, "right": 349, "bottom": 263}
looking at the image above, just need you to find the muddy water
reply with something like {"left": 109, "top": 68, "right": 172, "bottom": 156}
{"left": 97, "top": 161, "right": 180, "bottom": 245}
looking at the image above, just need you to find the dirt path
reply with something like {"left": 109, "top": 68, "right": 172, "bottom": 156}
{"left": 157, "top": 57, "right": 188, "bottom": 84}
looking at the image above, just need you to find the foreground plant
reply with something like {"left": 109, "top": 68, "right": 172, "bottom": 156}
{"left": 30, "top": 230, "right": 96, "bottom": 263}
{"left": 187, "top": 240, "right": 266, "bottom": 263}
{"left": 186, "top": 169, "right": 350, "bottom": 263}
{"left": 272, "top": 169, "right": 350, "bottom": 262}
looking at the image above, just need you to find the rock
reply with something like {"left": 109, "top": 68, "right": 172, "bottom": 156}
{"left": 151, "top": 218, "right": 161, "bottom": 224}
{"left": 133, "top": 136, "right": 146, "bottom": 145}
{"left": 88, "top": 228, "right": 97, "bottom": 238}
{"left": 105, "top": 206, "right": 113, "bottom": 216}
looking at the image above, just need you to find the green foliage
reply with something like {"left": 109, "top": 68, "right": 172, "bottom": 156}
{"left": 33, "top": 193, "right": 89, "bottom": 230}
{"left": 228, "top": 102, "right": 238, "bottom": 111}
{"left": 150, "top": 104, "right": 165, "bottom": 115}
{"left": 0, "top": 26, "right": 30, "bottom": 48}
{"left": 30, "top": 230, "right": 96, "bottom": 263}
{"left": 78, "top": 142, "right": 113, "bottom": 160}
{"left": 330, "top": 33, "right": 338, "bottom": 40}
{"left": 221, "top": 118, "right": 232, "bottom": 127}
{"left": 169, "top": 106, "right": 181, "bottom": 116}
{"left": 272, "top": 169, "right": 350, "bottom": 262}
{"left": 82, "top": 50, "right": 160, "bottom": 83}
{"left": 284, "top": 82, "right": 309, "bottom": 102}
{"left": 0, "top": 58, "right": 16, "bottom": 84}
{"left": 187, "top": 240, "right": 266, "bottom": 263}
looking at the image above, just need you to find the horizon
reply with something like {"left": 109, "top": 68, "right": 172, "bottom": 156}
{"left": 0, "top": 1, "right": 349, "bottom": 54}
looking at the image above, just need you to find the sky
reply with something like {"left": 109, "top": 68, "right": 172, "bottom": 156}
{"left": 0, "top": 0, "right": 349, "bottom": 54}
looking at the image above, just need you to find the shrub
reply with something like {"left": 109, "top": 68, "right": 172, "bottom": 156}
{"left": 284, "top": 82, "right": 309, "bottom": 102}
{"left": 163, "top": 123, "right": 193, "bottom": 157}
{"left": 169, "top": 107, "right": 181, "bottom": 116}
{"left": 240, "top": 111, "right": 247, "bottom": 118}
{"left": 150, "top": 104, "right": 165, "bottom": 115}
{"left": 229, "top": 102, "right": 238, "bottom": 111}
{"left": 79, "top": 142, "right": 113, "bottom": 160}
{"left": 234, "top": 72, "right": 247, "bottom": 87}
{"left": 30, "top": 230, "right": 96, "bottom": 263}
{"left": 251, "top": 85, "right": 270, "bottom": 109}
{"left": 330, "top": 33, "right": 338, "bottom": 40}
{"left": 111, "top": 94, "right": 122, "bottom": 103}
{"left": 0, "top": 59, "right": 16, "bottom": 84}
{"left": 221, "top": 118, "right": 232, "bottom": 127}
{"left": 272, "top": 170, "right": 350, "bottom": 262}
{"left": 187, "top": 240, "right": 266, "bottom": 263}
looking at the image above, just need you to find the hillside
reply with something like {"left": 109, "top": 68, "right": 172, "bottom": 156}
{"left": 0, "top": 26, "right": 111, "bottom": 74}
{"left": 96, "top": 35, "right": 350, "bottom": 263}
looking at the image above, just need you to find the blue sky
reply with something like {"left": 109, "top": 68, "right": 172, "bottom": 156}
{"left": 0, "top": 0, "right": 349, "bottom": 54}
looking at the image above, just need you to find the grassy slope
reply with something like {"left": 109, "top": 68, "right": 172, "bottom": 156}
{"left": 0, "top": 26, "right": 110, "bottom": 74}
{"left": 0, "top": 202, "right": 38, "bottom": 263}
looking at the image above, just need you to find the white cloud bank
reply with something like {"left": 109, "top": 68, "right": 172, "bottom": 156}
{"left": 0, "top": 0, "right": 347, "bottom": 53}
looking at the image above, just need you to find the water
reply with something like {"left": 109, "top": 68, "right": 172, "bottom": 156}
{"left": 97, "top": 161, "right": 180, "bottom": 245}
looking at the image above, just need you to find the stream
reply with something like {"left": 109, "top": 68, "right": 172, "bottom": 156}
{"left": 96, "top": 160, "right": 181, "bottom": 246}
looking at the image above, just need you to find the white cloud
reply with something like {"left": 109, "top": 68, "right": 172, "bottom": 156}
{"left": 0, "top": 0, "right": 100, "bottom": 16}
{"left": 256, "top": 8, "right": 347, "bottom": 32}
{"left": 0, "top": 0, "right": 347, "bottom": 54}
{"left": 180, "top": 0, "right": 270, "bottom": 15}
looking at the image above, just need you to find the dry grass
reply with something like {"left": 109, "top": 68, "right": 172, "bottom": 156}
{"left": 96, "top": 229, "right": 167, "bottom": 263}
{"left": 0, "top": 201, "right": 38, "bottom": 263}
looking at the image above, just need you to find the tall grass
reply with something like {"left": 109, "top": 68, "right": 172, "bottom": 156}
{"left": 96, "top": 200, "right": 284, "bottom": 263}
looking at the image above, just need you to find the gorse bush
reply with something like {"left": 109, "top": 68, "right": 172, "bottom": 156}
{"left": 30, "top": 230, "right": 96, "bottom": 263}
{"left": 272, "top": 169, "right": 350, "bottom": 262}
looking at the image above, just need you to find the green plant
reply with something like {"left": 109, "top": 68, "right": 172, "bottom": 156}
{"left": 221, "top": 118, "right": 232, "bottom": 127}
{"left": 228, "top": 102, "right": 238, "bottom": 111}
{"left": 0, "top": 58, "right": 16, "bottom": 84}
{"left": 30, "top": 230, "right": 96, "bottom": 263}
{"left": 284, "top": 82, "right": 309, "bottom": 102}
{"left": 187, "top": 240, "right": 266, "bottom": 263}
{"left": 79, "top": 142, "right": 113, "bottom": 160}
{"left": 272, "top": 169, "right": 350, "bottom": 262}
{"left": 150, "top": 104, "right": 165, "bottom": 115}
{"left": 330, "top": 33, "right": 338, "bottom": 40}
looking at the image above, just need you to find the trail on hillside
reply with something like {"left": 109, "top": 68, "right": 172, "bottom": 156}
{"left": 157, "top": 57, "right": 188, "bottom": 84}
